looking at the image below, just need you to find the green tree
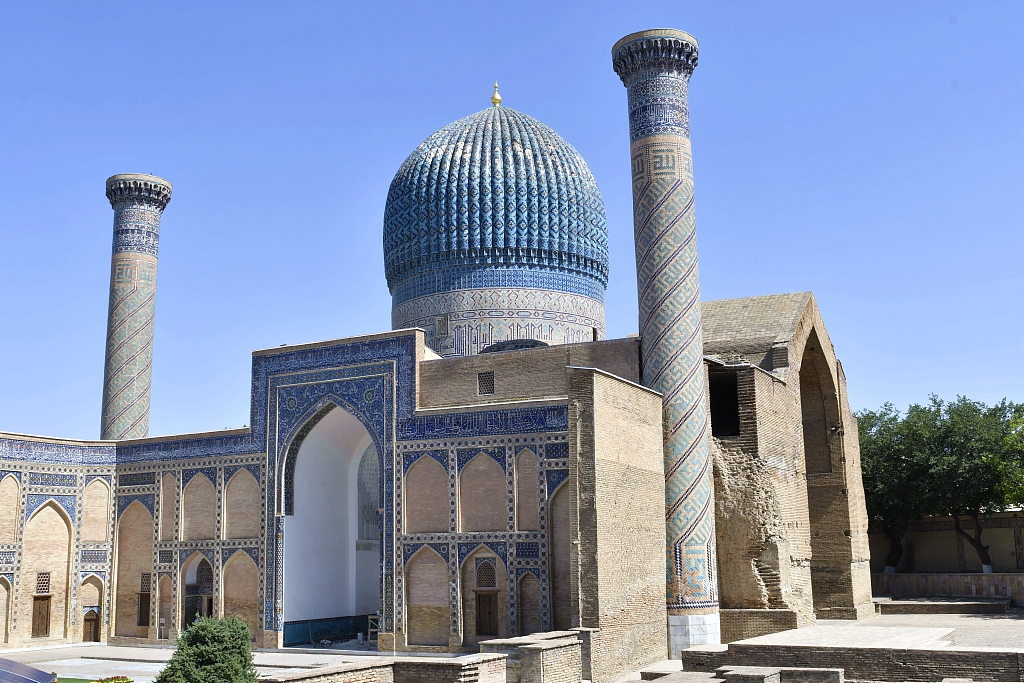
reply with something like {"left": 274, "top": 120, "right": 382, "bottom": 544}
{"left": 929, "top": 397, "right": 1024, "bottom": 570}
{"left": 857, "top": 402, "right": 936, "bottom": 570}
{"left": 154, "top": 616, "right": 257, "bottom": 683}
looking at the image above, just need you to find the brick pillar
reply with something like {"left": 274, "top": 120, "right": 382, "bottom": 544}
{"left": 613, "top": 29, "right": 719, "bottom": 653}
{"left": 100, "top": 174, "right": 172, "bottom": 440}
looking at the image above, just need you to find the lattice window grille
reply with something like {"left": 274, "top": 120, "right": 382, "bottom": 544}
{"left": 478, "top": 371, "right": 495, "bottom": 396}
{"left": 35, "top": 572, "right": 50, "bottom": 595}
{"left": 476, "top": 559, "right": 496, "bottom": 588}
{"left": 140, "top": 573, "right": 152, "bottom": 593}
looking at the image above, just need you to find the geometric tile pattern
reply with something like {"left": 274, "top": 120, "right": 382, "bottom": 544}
{"left": 383, "top": 105, "right": 609, "bottom": 358}
{"left": 0, "top": 330, "right": 575, "bottom": 640}
{"left": 100, "top": 174, "right": 172, "bottom": 440}
{"left": 614, "top": 30, "right": 719, "bottom": 613}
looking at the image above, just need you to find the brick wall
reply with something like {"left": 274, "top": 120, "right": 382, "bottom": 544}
{"left": 417, "top": 339, "right": 640, "bottom": 409}
{"left": 719, "top": 609, "right": 798, "bottom": 643}
{"left": 873, "top": 571, "right": 1024, "bottom": 605}
{"left": 394, "top": 653, "right": 508, "bottom": 683}
{"left": 569, "top": 368, "right": 667, "bottom": 683}
{"left": 520, "top": 639, "right": 582, "bottom": 683}
{"left": 263, "top": 659, "right": 396, "bottom": 683}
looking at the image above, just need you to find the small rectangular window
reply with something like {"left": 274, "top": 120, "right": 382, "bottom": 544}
{"left": 138, "top": 593, "right": 151, "bottom": 627}
{"left": 592, "top": 327, "right": 599, "bottom": 341}
{"left": 435, "top": 314, "right": 450, "bottom": 338}
{"left": 35, "top": 572, "right": 50, "bottom": 595}
{"left": 140, "top": 573, "right": 152, "bottom": 593}
{"left": 478, "top": 371, "right": 495, "bottom": 395}
{"left": 709, "top": 372, "right": 741, "bottom": 437}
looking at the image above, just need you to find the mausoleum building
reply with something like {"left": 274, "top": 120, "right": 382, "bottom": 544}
{"left": 0, "top": 28, "right": 872, "bottom": 683}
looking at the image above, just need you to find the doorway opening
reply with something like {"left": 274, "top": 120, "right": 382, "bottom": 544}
{"left": 182, "top": 555, "right": 214, "bottom": 627}
{"left": 84, "top": 609, "right": 100, "bottom": 642}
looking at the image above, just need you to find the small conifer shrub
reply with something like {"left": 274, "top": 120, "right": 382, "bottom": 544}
{"left": 154, "top": 616, "right": 257, "bottom": 683}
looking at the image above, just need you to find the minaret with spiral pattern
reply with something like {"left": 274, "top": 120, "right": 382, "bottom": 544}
{"left": 100, "top": 174, "right": 172, "bottom": 440}
{"left": 613, "top": 29, "right": 719, "bottom": 652}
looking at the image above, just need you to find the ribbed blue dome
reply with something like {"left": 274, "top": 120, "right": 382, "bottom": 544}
{"left": 383, "top": 106, "right": 609, "bottom": 297}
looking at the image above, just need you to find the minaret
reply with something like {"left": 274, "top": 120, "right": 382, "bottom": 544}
{"left": 100, "top": 174, "right": 172, "bottom": 440}
{"left": 612, "top": 30, "right": 719, "bottom": 653}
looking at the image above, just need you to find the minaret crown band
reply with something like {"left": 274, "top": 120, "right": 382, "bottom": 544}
{"left": 105, "top": 173, "right": 173, "bottom": 211}
{"left": 613, "top": 30, "right": 699, "bottom": 142}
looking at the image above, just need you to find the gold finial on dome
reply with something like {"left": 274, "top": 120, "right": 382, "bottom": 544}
{"left": 491, "top": 81, "right": 502, "bottom": 107}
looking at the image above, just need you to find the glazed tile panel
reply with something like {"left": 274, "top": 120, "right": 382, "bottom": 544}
{"left": 100, "top": 175, "right": 172, "bottom": 440}
{"left": 614, "top": 31, "right": 718, "bottom": 612}
{"left": 392, "top": 287, "right": 604, "bottom": 356}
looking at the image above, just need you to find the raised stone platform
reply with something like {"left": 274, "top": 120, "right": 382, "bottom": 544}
{"left": 874, "top": 598, "right": 1009, "bottom": 615}
{"left": 652, "top": 614, "right": 1024, "bottom": 682}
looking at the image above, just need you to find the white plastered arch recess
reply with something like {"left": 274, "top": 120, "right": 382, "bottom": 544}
{"left": 284, "top": 405, "right": 380, "bottom": 622}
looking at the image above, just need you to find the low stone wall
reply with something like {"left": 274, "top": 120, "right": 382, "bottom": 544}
{"left": 394, "top": 653, "right": 507, "bottom": 683}
{"left": 480, "top": 632, "right": 580, "bottom": 683}
{"left": 263, "top": 659, "right": 395, "bottom": 683}
{"left": 520, "top": 639, "right": 582, "bottom": 683}
{"left": 720, "top": 609, "right": 799, "bottom": 643}
{"left": 872, "top": 572, "right": 1024, "bottom": 605}
{"left": 680, "top": 644, "right": 1024, "bottom": 682}
{"left": 262, "top": 654, "right": 506, "bottom": 683}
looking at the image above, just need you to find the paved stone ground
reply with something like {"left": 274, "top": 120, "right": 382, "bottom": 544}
{"left": 849, "top": 611, "right": 1024, "bottom": 649}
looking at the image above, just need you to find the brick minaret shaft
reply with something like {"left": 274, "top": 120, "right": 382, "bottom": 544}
{"left": 613, "top": 29, "right": 720, "bottom": 652}
{"left": 100, "top": 174, "right": 172, "bottom": 440}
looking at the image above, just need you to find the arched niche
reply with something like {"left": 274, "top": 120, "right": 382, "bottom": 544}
{"left": 21, "top": 501, "right": 73, "bottom": 640}
{"left": 515, "top": 449, "right": 540, "bottom": 531}
{"left": 459, "top": 453, "right": 506, "bottom": 532}
{"left": 223, "top": 551, "right": 259, "bottom": 639}
{"left": 181, "top": 553, "right": 214, "bottom": 627}
{"left": 81, "top": 479, "right": 111, "bottom": 542}
{"left": 182, "top": 474, "right": 216, "bottom": 541}
{"left": 799, "top": 328, "right": 854, "bottom": 613}
{"left": 284, "top": 405, "right": 380, "bottom": 624}
{"left": 159, "top": 474, "right": 176, "bottom": 542}
{"left": 517, "top": 571, "right": 542, "bottom": 636}
{"left": 405, "top": 546, "right": 449, "bottom": 646}
{"left": 0, "top": 475, "right": 20, "bottom": 544}
{"left": 405, "top": 456, "right": 448, "bottom": 534}
{"left": 224, "top": 469, "right": 260, "bottom": 540}
{"left": 460, "top": 546, "right": 508, "bottom": 645}
{"left": 80, "top": 576, "right": 103, "bottom": 642}
{"left": 549, "top": 480, "right": 572, "bottom": 631}
{"left": 0, "top": 576, "right": 10, "bottom": 643}
{"left": 115, "top": 500, "right": 153, "bottom": 637}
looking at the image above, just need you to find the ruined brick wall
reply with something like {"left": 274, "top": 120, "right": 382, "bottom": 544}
{"left": 711, "top": 364, "right": 814, "bottom": 635}
{"left": 706, "top": 293, "right": 872, "bottom": 627}
{"left": 569, "top": 368, "right": 667, "bottom": 683}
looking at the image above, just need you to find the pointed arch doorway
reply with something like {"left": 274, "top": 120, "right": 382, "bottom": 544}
{"left": 283, "top": 404, "right": 381, "bottom": 645}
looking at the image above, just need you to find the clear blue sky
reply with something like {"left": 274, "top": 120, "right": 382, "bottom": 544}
{"left": 0, "top": 2, "right": 1020, "bottom": 440}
